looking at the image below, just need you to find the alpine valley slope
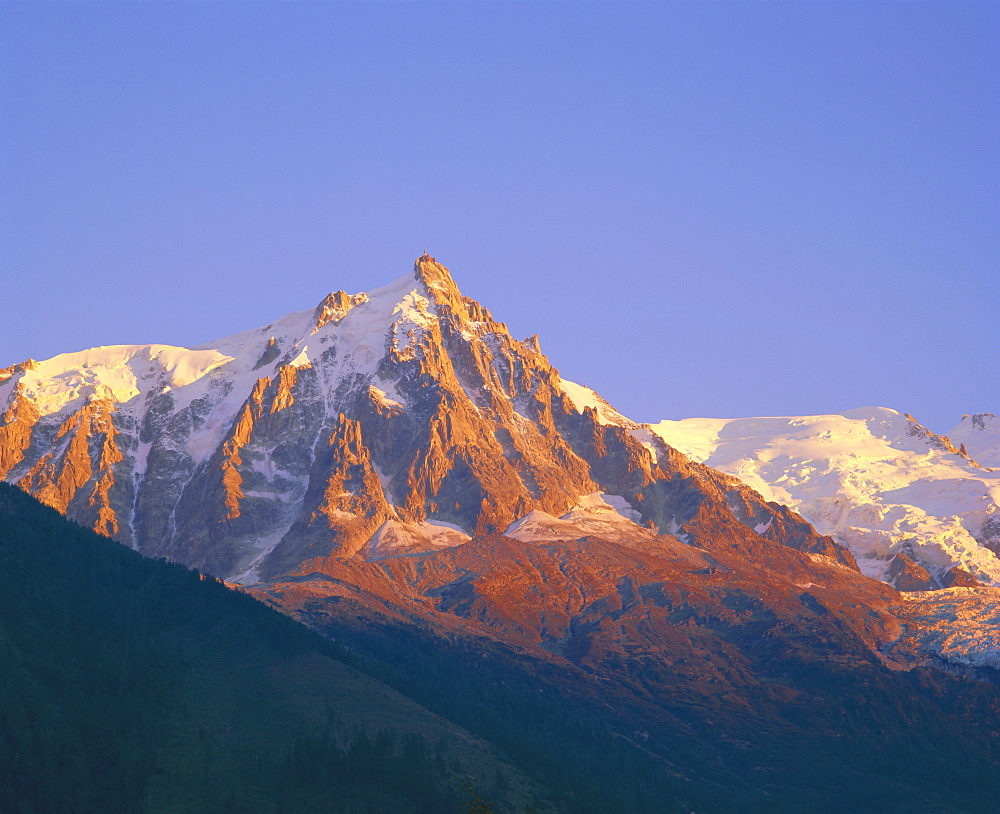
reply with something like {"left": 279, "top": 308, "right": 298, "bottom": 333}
{"left": 7, "top": 256, "right": 1000, "bottom": 810}
{"left": 0, "top": 482, "right": 549, "bottom": 814}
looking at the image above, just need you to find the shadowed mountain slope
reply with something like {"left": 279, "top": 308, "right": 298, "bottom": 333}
{"left": 255, "top": 521, "right": 1000, "bottom": 812}
{"left": 0, "top": 482, "right": 546, "bottom": 813}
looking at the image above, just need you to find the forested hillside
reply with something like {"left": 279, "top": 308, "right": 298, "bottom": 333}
{"left": 0, "top": 483, "right": 537, "bottom": 813}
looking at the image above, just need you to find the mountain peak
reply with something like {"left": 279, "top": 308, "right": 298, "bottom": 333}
{"left": 413, "top": 253, "right": 462, "bottom": 307}
{"left": 312, "top": 289, "right": 370, "bottom": 331}
{"left": 1, "top": 255, "right": 854, "bottom": 586}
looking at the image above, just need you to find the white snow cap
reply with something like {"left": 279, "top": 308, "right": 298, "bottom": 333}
{"left": 647, "top": 408, "right": 1000, "bottom": 586}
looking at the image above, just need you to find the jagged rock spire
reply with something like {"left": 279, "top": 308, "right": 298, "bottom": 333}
{"left": 413, "top": 253, "right": 463, "bottom": 308}
{"left": 313, "top": 290, "right": 369, "bottom": 331}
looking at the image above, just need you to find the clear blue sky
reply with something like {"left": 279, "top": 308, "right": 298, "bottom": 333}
{"left": 2, "top": 2, "right": 997, "bottom": 432}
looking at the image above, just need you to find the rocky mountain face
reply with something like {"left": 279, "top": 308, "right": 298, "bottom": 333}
{"left": 8, "top": 255, "right": 1000, "bottom": 809}
{"left": 644, "top": 408, "right": 1000, "bottom": 590}
{"left": 250, "top": 478, "right": 1000, "bottom": 810}
{"left": 0, "top": 255, "right": 849, "bottom": 586}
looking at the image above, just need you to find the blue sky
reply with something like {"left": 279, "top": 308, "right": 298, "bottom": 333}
{"left": 2, "top": 2, "right": 997, "bottom": 432}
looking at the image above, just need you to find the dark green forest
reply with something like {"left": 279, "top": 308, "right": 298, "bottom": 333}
{"left": 0, "top": 483, "right": 509, "bottom": 813}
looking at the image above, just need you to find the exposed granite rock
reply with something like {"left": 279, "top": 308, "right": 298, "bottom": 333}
{"left": 887, "top": 552, "right": 937, "bottom": 591}
{"left": 940, "top": 566, "right": 982, "bottom": 588}
{"left": 0, "top": 256, "right": 860, "bottom": 586}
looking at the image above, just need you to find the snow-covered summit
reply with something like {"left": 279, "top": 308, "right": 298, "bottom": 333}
{"left": 0, "top": 256, "right": 534, "bottom": 576}
{"left": 949, "top": 413, "right": 1000, "bottom": 469}
{"left": 5, "top": 253, "right": 994, "bottom": 598}
{"left": 645, "top": 408, "right": 1000, "bottom": 586}
{"left": 0, "top": 259, "right": 464, "bottom": 462}
{"left": 6, "top": 255, "right": 687, "bottom": 583}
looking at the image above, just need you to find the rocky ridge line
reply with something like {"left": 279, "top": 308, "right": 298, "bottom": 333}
{"left": 0, "top": 255, "right": 849, "bottom": 586}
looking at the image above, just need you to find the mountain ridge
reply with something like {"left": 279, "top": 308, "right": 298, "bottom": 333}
{"left": 7, "top": 255, "right": 1000, "bottom": 810}
{"left": 0, "top": 254, "right": 851, "bottom": 587}
{"left": 642, "top": 406, "right": 1000, "bottom": 588}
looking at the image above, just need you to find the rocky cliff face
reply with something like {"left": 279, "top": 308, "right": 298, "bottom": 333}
{"left": 0, "top": 255, "right": 849, "bottom": 586}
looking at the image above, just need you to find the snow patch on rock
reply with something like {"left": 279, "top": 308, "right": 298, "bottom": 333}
{"left": 558, "top": 379, "right": 637, "bottom": 428}
{"left": 363, "top": 518, "right": 471, "bottom": 560}
{"left": 504, "top": 494, "right": 652, "bottom": 545}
